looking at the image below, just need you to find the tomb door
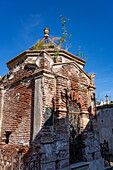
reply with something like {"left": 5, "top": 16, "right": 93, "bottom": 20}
{"left": 69, "top": 101, "right": 82, "bottom": 164}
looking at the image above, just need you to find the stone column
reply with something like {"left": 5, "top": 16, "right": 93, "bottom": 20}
{"left": 33, "top": 76, "right": 43, "bottom": 140}
{"left": 54, "top": 76, "right": 70, "bottom": 169}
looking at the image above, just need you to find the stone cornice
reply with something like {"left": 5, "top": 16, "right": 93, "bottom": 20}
{"left": 33, "top": 69, "right": 68, "bottom": 80}
{"left": 88, "top": 84, "right": 96, "bottom": 89}
{"left": 6, "top": 49, "right": 86, "bottom": 69}
{"left": 97, "top": 104, "right": 113, "bottom": 109}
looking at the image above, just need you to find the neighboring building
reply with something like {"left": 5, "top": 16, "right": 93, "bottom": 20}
{"left": 0, "top": 28, "right": 103, "bottom": 169}
{"left": 97, "top": 104, "right": 113, "bottom": 155}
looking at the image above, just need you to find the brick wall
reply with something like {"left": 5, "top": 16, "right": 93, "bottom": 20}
{"left": 0, "top": 49, "right": 102, "bottom": 169}
{"left": 1, "top": 78, "right": 34, "bottom": 145}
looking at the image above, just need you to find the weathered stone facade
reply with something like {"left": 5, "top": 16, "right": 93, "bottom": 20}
{"left": 0, "top": 29, "right": 103, "bottom": 169}
{"left": 97, "top": 104, "right": 113, "bottom": 155}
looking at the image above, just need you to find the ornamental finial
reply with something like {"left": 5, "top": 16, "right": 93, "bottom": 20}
{"left": 44, "top": 28, "right": 50, "bottom": 39}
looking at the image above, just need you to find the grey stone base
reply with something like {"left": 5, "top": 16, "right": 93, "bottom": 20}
{"left": 41, "top": 162, "right": 56, "bottom": 170}
{"left": 89, "top": 158, "right": 104, "bottom": 170}
{"left": 41, "top": 159, "right": 70, "bottom": 170}
{"left": 70, "top": 162, "right": 89, "bottom": 170}
{"left": 70, "top": 159, "right": 104, "bottom": 170}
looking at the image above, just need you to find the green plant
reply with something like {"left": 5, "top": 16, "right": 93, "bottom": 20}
{"left": 53, "top": 49, "right": 59, "bottom": 62}
{"left": 53, "top": 15, "right": 72, "bottom": 61}
{"left": 33, "top": 40, "right": 44, "bottom": 50}
{"left": 76, "top": 46, "right": 87, "bottom": 60}
{"left": 54, "top": 49, "right": 59, "bottom": 57}
{"left": 55, "top": 15, "right": 72, "bottom": 48}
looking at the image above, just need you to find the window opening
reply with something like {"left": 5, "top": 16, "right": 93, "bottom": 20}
{"left": 5, "top": 131, "right": 11, "bottom": 144}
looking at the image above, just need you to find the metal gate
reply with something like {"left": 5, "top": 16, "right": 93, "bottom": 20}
{"left": 0, "top": 153, "right": 41, "bottom": 170}
{"left": 69, "top": 101, "right": 82, "bottom": 164}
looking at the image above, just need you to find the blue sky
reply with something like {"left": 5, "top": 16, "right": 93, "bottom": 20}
{"left": 0, "top": 0, "right": 113, "bottom": 101}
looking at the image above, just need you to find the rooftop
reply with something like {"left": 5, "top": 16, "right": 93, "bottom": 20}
{"left": 6, "top": 28, "right": 86, "bottom": 69}
{"left": 29, "top": 28, "right": 59, "bottom": 50}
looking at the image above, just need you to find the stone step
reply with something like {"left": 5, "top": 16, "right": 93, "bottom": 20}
{"left": 70, "top": 162, "right": 89, "bottom": 170}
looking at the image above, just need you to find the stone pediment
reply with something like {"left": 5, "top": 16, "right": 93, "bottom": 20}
{"left": 36, "top": 51, "right": 54, "bottom": 70}
{"left": 52, "top": 61, "right": 91, "bottom": 81}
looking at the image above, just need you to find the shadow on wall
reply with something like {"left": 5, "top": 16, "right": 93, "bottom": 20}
{"left": 96, "top": 105, "right": 113, "bottom": 167}
{"left": 0, "top": 88, "right": 103, "bottom": 170}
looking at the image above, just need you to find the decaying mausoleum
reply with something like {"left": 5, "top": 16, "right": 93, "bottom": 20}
{"left": 0, "top": 28, "right": 104, "bottom": 169}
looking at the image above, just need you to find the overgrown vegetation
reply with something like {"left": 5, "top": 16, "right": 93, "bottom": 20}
{"left": 33, "top": 39, "right": 54, "bottom": 50}
{"left": 33, "top": 40, "right": 43, "bottom": 50}
{"left": 53, "top": 49, "right": 59, "bottom": 62}
{"left": 76, "top": 46, "right": 87, "bottom": 60}
{"left": 53, "top": 15, "right": 72, "bottom": 61}
{"left": 55, "top": 15, "right": 72, "bottom": 48}
{"left": 32, "top": 15, "right": 87, "bottom": 62}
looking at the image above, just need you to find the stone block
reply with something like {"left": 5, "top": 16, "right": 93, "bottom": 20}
{"left": 41, "top": 162, "right": 56, "bottom": 170}
{"left": 89, "top": 158, "right": 104, "bottom": 170}
{"left": 57, "top": 159, "right": 70, "bottom": 169}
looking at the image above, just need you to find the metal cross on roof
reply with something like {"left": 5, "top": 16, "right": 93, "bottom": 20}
{"left": 105, "top": 94, "right": 108, "bottom": 100}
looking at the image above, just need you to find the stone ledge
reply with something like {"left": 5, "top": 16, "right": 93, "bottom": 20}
{"left": 97, "top": 104, "right": 113, "bottom": 109}
{"left": 70, "top": 162, "right": 89, "bottom": 169}
{"left": 104, "top": 166, "right": 113, "bottom": 170}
